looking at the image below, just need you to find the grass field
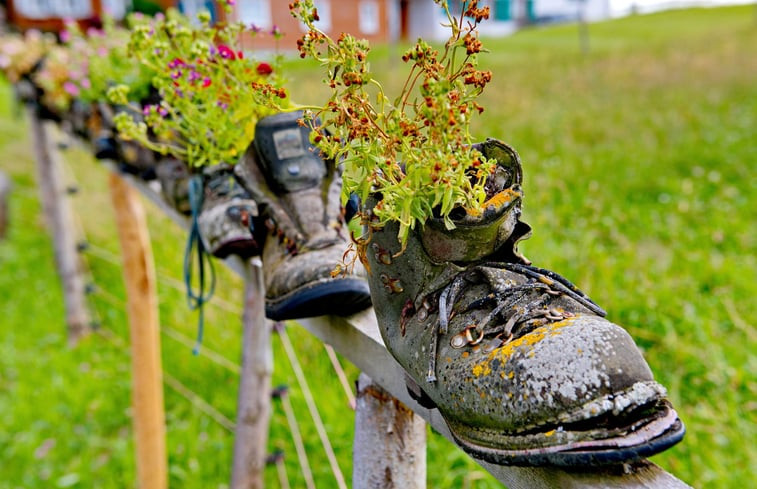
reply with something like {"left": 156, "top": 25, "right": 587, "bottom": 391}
{"left": 1, "top": 6, "right": 755, "bottom": 488}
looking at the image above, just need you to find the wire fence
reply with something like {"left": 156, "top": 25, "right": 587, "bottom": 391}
{"left": 55, "top": 139, "right": 359, "bottom": 488}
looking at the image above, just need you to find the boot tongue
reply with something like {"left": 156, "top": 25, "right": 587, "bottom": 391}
{"left": 253, "top": 110, "right": 326, "bottom": 193}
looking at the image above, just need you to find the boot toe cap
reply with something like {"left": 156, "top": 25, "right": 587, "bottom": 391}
{"left": 436, "top": 315, "right": 684, "bottom": 465}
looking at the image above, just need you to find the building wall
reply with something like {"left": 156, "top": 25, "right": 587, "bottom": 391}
{"left": 227, "top": 0, "right": 394, "bottom": 53}
{"left": 5, "top": 0, "right": 110, "bottom": 32}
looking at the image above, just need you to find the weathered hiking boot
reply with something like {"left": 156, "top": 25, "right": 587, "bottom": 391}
{"left": 63, "top": 99, "right": 93, "bottom": 140}
{"left": 234, "top": 110, "right": 372, "bottom": 320}
{"left": 155, "top": 157, "right": 192, "bottom": 216}
{"left": 196, "top": 164, "right": 264, "bottom": 260}
{"left": 94, "top": 102, "right": 157, "bottom": 179}
{"left": 363, "top": 139, "right": 684, "bottom": 467}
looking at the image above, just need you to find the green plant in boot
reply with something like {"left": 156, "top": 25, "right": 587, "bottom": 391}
{"left": 291, "top": 0, "right": 497, "bottom": 250}
{"left": 108, "top": 7, "right": 289, "bottom": 167}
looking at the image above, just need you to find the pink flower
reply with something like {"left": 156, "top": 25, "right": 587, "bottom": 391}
{"left": 256, "top": 62, "right": 273, "bottom": 75}
{"left": 202, "top": 77, "right": 212, "bottom": 88}
{"left": 59, "top": 30, "right": 71, "bottom": 43}
{"left": 168, "top": 58, "right": 185, "bottom": 69}
{"left": 63, "top": 82, "right": 79, "bottom": 96}
{"left": 217, "top": 44, "right": 236, "bottom": 60}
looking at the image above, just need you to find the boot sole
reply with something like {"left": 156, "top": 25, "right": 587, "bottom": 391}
{"left": 446, "top": 400, "right": 685, "bottom": 467}
{"left": 265, "top": 277, "right": 372, "bottom": 320}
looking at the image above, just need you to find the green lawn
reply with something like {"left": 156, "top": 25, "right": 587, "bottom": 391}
{"left": 1, "top": 6, "right": 755, "bottom": 488}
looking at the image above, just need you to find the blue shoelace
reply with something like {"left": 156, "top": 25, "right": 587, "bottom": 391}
{"left": 184, "top": 175, "right": 216, "bottom": 354}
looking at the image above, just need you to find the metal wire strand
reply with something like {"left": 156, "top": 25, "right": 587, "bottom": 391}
{"left": 278, "top": 392, "right": 317, "bottom": 489}
{"left": 277, "top": 324, "right": 348, "bottom": 489}
{"left": 97, "top": 328, "right": 236, "bottom": 432}
{"left": 163, "top": 373, "right": 236, "bottom": 432}
{"left": 86, "top": 243, "right": 239, "bottom": 314}
{"left": 324, "top": 344, "right": 357, "bottom": 410}
{"left": 274, "top": 455, "right": 292, "bottom": 489}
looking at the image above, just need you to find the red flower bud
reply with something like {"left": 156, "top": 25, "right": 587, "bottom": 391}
{"left": 256, "top": 62, "right": 273, "bottom": 75}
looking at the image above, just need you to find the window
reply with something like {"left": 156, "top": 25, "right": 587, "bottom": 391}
{"left": 312, "top": 0, "right": 332, "bottom": 32}
{"left": 13, "top": 0, "right": 94, "bottom": 19}
{"left": 236, "top": 0, "right": 272, "bottom": 29}
{"left": 179, "top": 0, "right": 217, "bottom": 24}
{"left": 102, "top": 0, "right": 127, "bottom": 19}
{"left": 358, "top": 0, "right": 380, "bottom": 35}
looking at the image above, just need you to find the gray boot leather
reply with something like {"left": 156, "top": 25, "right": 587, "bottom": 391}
{"left": 364, "top": 139, "right": 684, "bottom": 466}
{"left": 197, "top": 164, "right": 262, "bottom": 259}
{"left": 155, "top": 157, "right": 191, "bottom": 215}
{"left": 234, "top": 110, "right": 371, "bottom": 320}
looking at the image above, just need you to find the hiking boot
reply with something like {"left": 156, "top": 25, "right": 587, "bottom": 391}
{"left": 363, "top": 139, "right": 684, "bottom": 466}
{"left": 155, "top": 157, "right": 192, "bottom": 216}
{"left": 196, "top": 164, "right": 264, "bottom": 260}
{"left": 234, "top": 110, "right": 372, "bottom": 320}
{"left": 95, "top": 102, "right": 157, "bottom": 179}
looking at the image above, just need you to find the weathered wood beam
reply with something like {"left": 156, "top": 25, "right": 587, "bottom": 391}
{"left": 28, "top": 110, "right": 91, "bottom": 344}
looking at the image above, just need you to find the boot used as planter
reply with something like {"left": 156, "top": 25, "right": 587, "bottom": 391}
{"left": 155, "top": 156, "right": 192, "bottom": 216}
{"left": 196, "top": 164, "right": 264, "bottom": 260}
{"left": 363, "top": 139, "right": 684, "bottom": 467}
{"left": 234, "top": 110, "right": 372, "bottom": 321}
{"left": 93, "top": 102, "right": 157, "bottom": 180}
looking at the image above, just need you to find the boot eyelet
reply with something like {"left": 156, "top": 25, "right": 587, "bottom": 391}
{"left": 372, "top": 243, "right": 392, "bottom": 265}
{"left": 380, "top": 274, "right": 403, "bottom": 293}
{"left": 450, "top": 333, "right": 467, "bottom": 349}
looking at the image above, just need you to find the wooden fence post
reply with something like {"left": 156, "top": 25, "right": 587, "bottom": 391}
{"left": 353, "top": 373, "right": 427, "bottom": 489}
{"left": 109, "top": 172, "right": 167, "bottom": 489}
{"left": 27, "top": 109, "right": 91, "bottom": 344}
{"left": 230, "top": 258, "right": 273, "bottom": 489}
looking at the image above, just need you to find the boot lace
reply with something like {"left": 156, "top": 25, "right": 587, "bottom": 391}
{"left": 424, "top": 262, "right": 606, "bottom": 383}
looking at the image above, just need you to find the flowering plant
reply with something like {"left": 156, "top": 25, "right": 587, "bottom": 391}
{"left": 60, "top": 16, "right": 154, "bottom": 105}
{"left": 31, "top": 44, "right": 82, "bottom": 112}
{"left": 0, "top": 30, "right": 53, "bottom": 84}
{"left": 109, "top": 7, "right": 289, "bottom": 168}
{"left": 290, "top": 0, "right": 496, "bottom": 248}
